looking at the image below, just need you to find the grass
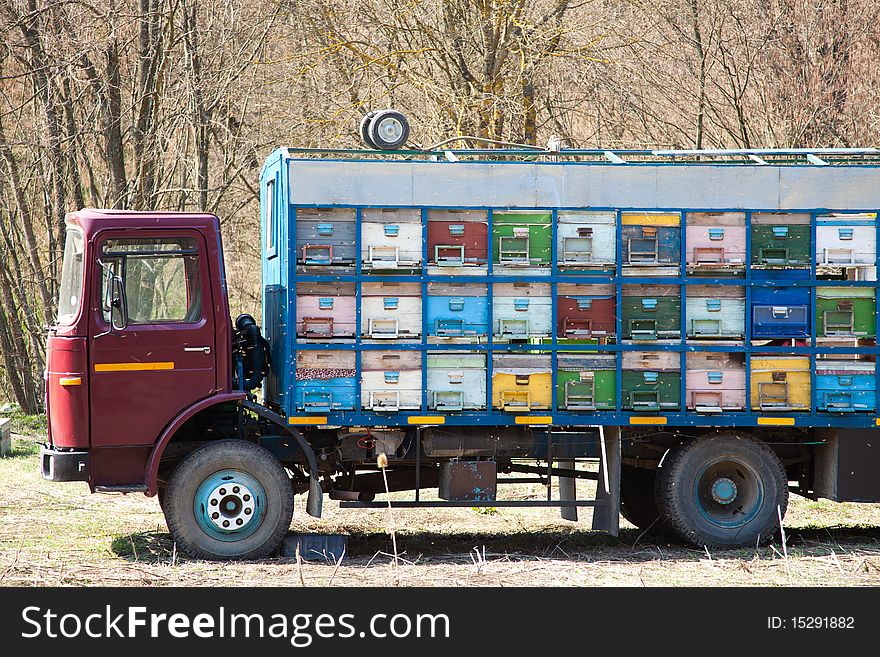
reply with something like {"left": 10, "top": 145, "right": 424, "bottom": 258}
{"left": 2, "top": 430, "right": 880, "bottom": 587}
{"left": 1, "top": 403, "right": 47, "bottom": 437}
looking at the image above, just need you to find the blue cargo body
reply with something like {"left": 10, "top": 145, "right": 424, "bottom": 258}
{"left": 815, "top": 360, "right": 876, "bottom": 413}
{"left": 259, "top": 149, "right": 880, "bottom": 431}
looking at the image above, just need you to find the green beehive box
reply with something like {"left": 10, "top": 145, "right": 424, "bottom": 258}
{"left": 492, "top": 211, "right": 551, "bottom": 267}
{"left": 816, "top": 287, "right": 876, "bottom": 337}
{"left": 556, "top": 354, "right": 616, "bottom": 411}
{"left": 622, "top": 351, "right": 680, "bottom": 411}
{"left": 751, "top": 213, "right": 811, "bottom": 267}
{"left": 621, "top": 285, "right": 681, "bottom": 340}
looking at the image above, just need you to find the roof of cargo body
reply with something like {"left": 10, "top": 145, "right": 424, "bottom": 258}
{"left": 276, "top": 149, "right": 880, "bottom": 212}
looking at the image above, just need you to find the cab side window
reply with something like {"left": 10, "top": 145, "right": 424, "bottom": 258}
{"left": 100, "top": 237, "right": 202, "bottom": 325}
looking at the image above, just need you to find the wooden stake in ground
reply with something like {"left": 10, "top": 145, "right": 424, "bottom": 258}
{"left": 377, "top": 453, "right": 400, "bottom": 585}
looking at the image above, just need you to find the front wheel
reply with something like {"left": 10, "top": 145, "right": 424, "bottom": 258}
{"left": 656, "top": 434, "right": 788, "bottom": 548}
{"left": 164, "top": 440, "right": 294, "bottom": 560}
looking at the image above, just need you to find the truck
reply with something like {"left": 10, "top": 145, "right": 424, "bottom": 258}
{"left": 41, "top": 130, "right": 880, "bottom": 560}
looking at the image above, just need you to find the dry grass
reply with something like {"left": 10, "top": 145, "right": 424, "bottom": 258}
{"left": 3, "top": 434, "right": 880, "bottom": 587}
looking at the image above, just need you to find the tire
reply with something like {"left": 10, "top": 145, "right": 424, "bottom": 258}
{"left": 367, "top": 109, "right": 410, "bottom": 150}
{"left": 359, "top": 111, "right": 378, "bottom": 149}
{"left": 619, "top": 465, "right": 661, "bottom": 530}
{"left": 656, "top": 433, "right": 788, "bottom": 548}
{"left": 164, "top": 440, "right": 294, "bottom": 560}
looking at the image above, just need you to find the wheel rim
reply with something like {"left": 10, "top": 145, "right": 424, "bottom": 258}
{"left": 375, "top": 116, "right": 404, "bottom": 144}
{"left": 194, "top": 470, "right": 266, "bottom": 542}
{"left": 693, "top": 459, "right": 764, "bottom": 529}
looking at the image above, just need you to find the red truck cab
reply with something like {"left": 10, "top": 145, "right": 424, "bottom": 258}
{"left": 43, "top": 209, "right": 235, "bottom": 490}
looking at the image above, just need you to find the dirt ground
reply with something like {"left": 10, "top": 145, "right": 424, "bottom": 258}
{"left": 3, "top": 433, "right": 880, "bottom": 587}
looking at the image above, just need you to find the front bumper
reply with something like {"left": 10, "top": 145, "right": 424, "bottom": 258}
{"left": 40, "top": 444, "right": 89, "bottom": 482}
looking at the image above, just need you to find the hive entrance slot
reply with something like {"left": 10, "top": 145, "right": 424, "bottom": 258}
{"left": 692, "top": 391, "right": 723, "bottom": 413}
{"left": 562, "top": 237, "right": 593, "bottom": 263}
{"left": 693, "top": 246, "right": 724, "bottom": 264}
{"left": 628, "top": 237, "right": 659, "bottom": 263}
{"left": 631, "top": 390, "right": 661, "bottom": 410}
{"left": 302, "top": 317, "right": 334, "bottom": 336}
{"left": 499, "top": 236, "right": 529, "bottom": 264}
{"left": 433, "top": 390, "right": 464, "bottom": 411}
{"left": 501, "top": 390, "right": 530, "bottom": 411}
{"left": 500, "top": 319, "right": 529, "bottom": 340}
{"left": 564, "top": 379, "right": 596, "bottom": 410}
{"left": 369, "top": 391, "right": 400, "bottom": 411}
{"left": 823, "top": 247, "right": 855, "bottom": 265}
{"left": 564, "top": 318, "right": 593, "bottom": 337}
{"left": 758, "top": 382, "right": 789, "bottom": 409}
{"left": 368, "top": 318, "right": 399, "bottom": 338}
{"left": 435, "top": 244, "right": 465, "bottom": 266}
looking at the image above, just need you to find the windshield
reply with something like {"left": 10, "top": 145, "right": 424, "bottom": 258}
{"left": 56, "top": 228, "right": 84, "bottom": 325}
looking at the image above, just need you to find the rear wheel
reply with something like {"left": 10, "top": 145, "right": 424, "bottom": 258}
{"left": 164, "top": 440, "right": 294, "bottom": 560}
{"left": 656, "top": 433, "right": 788, "bottom": 548}
{"left": 619, "top": 465, "right": 661, "bottom": 530}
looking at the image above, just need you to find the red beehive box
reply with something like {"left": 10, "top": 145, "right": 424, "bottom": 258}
{"left": 427, "top": 209, "right": 488, "bottom": 272}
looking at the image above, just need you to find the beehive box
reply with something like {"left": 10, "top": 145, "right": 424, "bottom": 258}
{"left": 556, "top": 354, "right": 616, "bottom": 411}
{"left": 491, "top": 353, "right": 552, "bottom": 412}
{"left": 295, "top": 282, "right": 356, "bottom": 338}
{"left": 361, "top": 351, "right": 422, "bottom": 411}
{"left": 621, "top": 211, "right": 681, "bottom": 275}
{"left": 621, "top": 285, "right": 681, "bottom": 341}
{"left": 426, "top": 353, "right": 487, "bottom": 411}
{"left": 685, "top": 212, "right": 746, "bottom": 275}
{"left": 685, "top": 352, "right": 745, "bottom": 412}
{"left": 556, "top": 284, "right": 616, "bottom": 341}
{"left": 427, "top": 209, "right": 488, "bottom": 274}
{"left": 294, "top": 350, "right": 357, "bottom": 412}
{"left": 751, "top": 213, "right": 811, "bottom": 268}
{"left": 557, "top": 211, "right": 616, "bottom": 271}
{"left": 815, "top": 359, "right": 876, "bottom": 412}
{"left": 492, "top": 210, "right": 551, "bottom": 273}
{"left": 751, "top": 285, "right": 810, "bottom": 339}
{"left": 361, "top": 208, "right": 422, "bottom": 271}
{"left": 492, "top": 283, "right": 552, "bottom": 341}
{"left": 295, "top": 208, "right": 356, "bottom": 270}
{"left": 361, "top": 282, "right": 422, "bottom": 340}
{"left": 816, "top": 287, "right": 876, "bottom": 338}
{"left": 426, "top": 283, "right": 488, "bottom": 341}
{"left": 749, "top": 356, "right": 810, "bottom": 411}
{"left": 621, "top": 350, "right": 681, "bottom": 411}
{"left": 685, "top": 285, "right": 745, "bottom": 340}
{"left": 816, "top": 213, "right": 877, "bottom": 280}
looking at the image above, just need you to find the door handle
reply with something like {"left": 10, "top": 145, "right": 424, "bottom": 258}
{"left": 184, "top": 346, "right": 212, "bottom": 354}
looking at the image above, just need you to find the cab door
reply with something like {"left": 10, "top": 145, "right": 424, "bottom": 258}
{"left": 89, "top": 231, "right": 216, "bottom": 447}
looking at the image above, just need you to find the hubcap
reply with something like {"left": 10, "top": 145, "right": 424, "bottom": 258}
{"left": 710, "top": 477, "right": 738, "bottom": 505}
{"left": 376, "top": 117, "right": 403, "bottom": 143}
{"left": 194, "top": 470, "right": 266, "bottom": 542}
{"left": 694, "top": 459, "right": 764, "bottom": 529}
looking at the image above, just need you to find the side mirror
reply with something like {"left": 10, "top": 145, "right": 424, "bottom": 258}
{"left": 110, "top": 274, "right": 128, "bottom": 330}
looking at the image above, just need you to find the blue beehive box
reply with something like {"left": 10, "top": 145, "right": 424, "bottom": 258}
{"left": 816, "top": 359, "right": 876, "bottom": 412}
{"left": 751, "top": 273, "right": 810, "bottom": 339}
{"left": 294, "top": 351, "right": 357, "bottom": 411}
{"left": 426, "top": 283, "right": 489, "bottom": 341}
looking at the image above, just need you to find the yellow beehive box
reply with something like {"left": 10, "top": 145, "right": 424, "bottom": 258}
{"left": 750, "top": 356, "right": 810, "bottom": 411}
{"left": 491, "top": 354, "right": 552, "bottom": 411}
